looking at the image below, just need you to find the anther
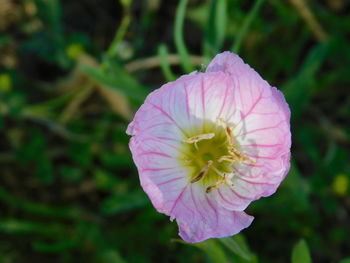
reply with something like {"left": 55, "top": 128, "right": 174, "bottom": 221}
{"left": 206, "top": 173, "right": 235, "bottom": 193}
{"left": 228, "top": 146, "right": 255, "bottom": 164}
{"left": 183, "top": 133, "right": 215, "bottom": 150}
{"left": 206, "top": 180, "right": 224, "bottom": 193}
{"left": 217, "top": 118, "right": 235, "bottom": 145}
{"left": 191, "top": 160, "right": 213, "bottom": 183}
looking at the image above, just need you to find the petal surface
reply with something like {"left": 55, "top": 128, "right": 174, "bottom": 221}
{"left": 174, "top": 183, "right": 254, "bottom": 243}
{"left": 207, "top": 52, "right": 291, "bottom": 209}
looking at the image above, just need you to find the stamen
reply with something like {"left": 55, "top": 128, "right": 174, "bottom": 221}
{"left": 190, "top": 160, "right": 213, "bottom": 183}
{"left": 183, "top": 133, "right": 215, "bottom": 150}
{"left": 228, "top": 146, "right": 255, "bottom": 164}
{"left": 206, "top": 180, "right": 224, "bottom": 193}
{"left": 217, "top": 118, "right": 235, "bottom": 145}
{"left": 211, "top": 166, "right": 225, "bottom": 177}
{"left": 183, "top": 133, "right": 215, "bottom": 144}
{"left": 218, "top": 155, "right": 235, "bottom": 163}
{"left": 224, "top": 173, "right": 234, "bottom": 187}
{"left": 206, "top": 173, "right": 234, "bottom": 193}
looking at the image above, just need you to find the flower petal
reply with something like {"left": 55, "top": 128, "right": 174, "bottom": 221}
{"left": 128, "top": 71, "right": 239, "bottom": 138}
{"left": 207, "top": 51, "right": 291, "bottom": 208}
{"left": 129, "top": 134, "right": 190, "bottom": 214}
{"left": 173, "top": 183, "right": 254, "bottom": 243}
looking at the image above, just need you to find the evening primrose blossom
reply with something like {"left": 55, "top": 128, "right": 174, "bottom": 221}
{"left": 126, "top": 52, "right": 291, "bottom": 243}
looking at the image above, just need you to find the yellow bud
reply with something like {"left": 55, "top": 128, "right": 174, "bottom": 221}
{"left": 66, "top": 43, "right": 84, "bottom": 60}
{"left": 0, "top": 74, "right": 11, "bottom": 92}
{"left": 333, "top": 174, "right": 348, "bottom": 196}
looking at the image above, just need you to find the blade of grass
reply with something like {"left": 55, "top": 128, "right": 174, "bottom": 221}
{"left": 175, "top": 0, "right": 194, "bottom": 73}
{"left": 158, "top": 44, "right": 177, "bottom": 81}
{"left": 0, "top": 186, "right": 83, "bottom": 220}
{"left": 204, "top": 0, "right": 227, "bottom": 60}
{"left": 0, "top": 219, "right": 66, "bottom": 236}
{"left": 106, "top": 0, "right": 132, "bottom": 58}
{"left": 231, "top": 0, "right": 265, "bottom": 54}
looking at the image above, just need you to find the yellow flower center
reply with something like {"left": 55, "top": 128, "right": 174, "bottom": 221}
{"left": 180, "top": 118, "right": 254, "bottom": 193}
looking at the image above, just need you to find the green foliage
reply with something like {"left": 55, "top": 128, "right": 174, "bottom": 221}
{"left": 231, "top": 0, "right": 265, "bottom": 53}
{"left": 175, "top": 0, "right": 195, "bottom": 73}
{"left": 291, "top": 240, "right": 312, "bottom": 263}
{"left": 0, "top": 0, "right": 349, "bottom": 262}
{"left": 204, "top": 0, "right": 227, "bottom": 60}
{"left": 178, "top": 234, "right": 257, "bottom": 263}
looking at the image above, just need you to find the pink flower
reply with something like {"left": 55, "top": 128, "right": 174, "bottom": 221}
{"left": 126, "top": 52, "right": 291, "bottom": 243}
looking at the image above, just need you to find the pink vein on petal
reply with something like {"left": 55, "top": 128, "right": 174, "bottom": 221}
{"left": 218, "top": 188, "right": 240, "bottom": 206}
{"left": 237, "top": 89, "right": 264, "bottom": 126}
{"left": 237, "top": 120, "right": 286, "bottom": 137}
{"left": 201, "top": 76, "right": 206, "bottom": 119}
{"left": 217, "top": 83, "right": 229, "bottom": 118}
{"left": 169, "top": 185, "right": 188, "bottom": 215}
{"left": 190, "top": 185, "right": 206, "bottom": 221}
{"left": 245, "top": 154, "right": 277, "bottom": 160}
{"left": 241, "top": 143, "right": 283, "bottom": 148}
{"left": 184, "top": 83, "right": 191, "bottom": 122}
{"left": 143, "top": 122, "right": 173, "bottom": 132}
{"left": 149, "top": 103, "right": 187, "bottom": 136}
{"left": 233, "top": 168, "right": 276, "bottom": 185}
{"left": 137, "top": 151, "right": 173, "bottom": 158}
{"left": 230, "top": 188, "right": 252, "bottom": 200}
{"left": 205, "top": 194, "right": 218, "bottom": 228}
{"left": 156, "top": 176, "right": 184, "bottom": 186}
{"left": 142, "top": 167, "right": 179, "bottom": 172}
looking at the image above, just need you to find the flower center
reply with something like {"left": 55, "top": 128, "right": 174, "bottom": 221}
{"left": 180, "top": 118, "right": 254, "bottom": 193}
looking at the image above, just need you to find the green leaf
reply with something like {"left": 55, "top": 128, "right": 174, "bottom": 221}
{"left": 34, "top": 0, "right": 69, "bottom": 68}
{"left": 193, "top": 239, "right": 230, "bottom": 263}
{"left": 100, "top": 191, "right": 148, "bottom": 215}
{"left": 0, "top": 219, "right": 65, "bottom": 236}
{"left": 231, "top": 0, "right": 265, "bottom": 53}
{"left": 283, "top": 42, "right": 329, "bottom": 120}
{"left": 219, "top": 235, "right": 253, "bottom": 261}
{"left": 291, "top": 239, "right": 312, "bottom": 263}
{"left": 82, "top": 65, "right": 148, "bottom": 105}
{"left": 100, "top": 250, "right": 127, "bottom": 263}
{"left": 174, "top": 0, "right": 194, "bottom": 73}
{"left": 158, "top": 44, "right": 177, "bottom": 81}
{"left": 204, "top": 0, "right": 227, "bottom": 59}
{"left": 339, "top": 258, "right": 350, "bottom": 263}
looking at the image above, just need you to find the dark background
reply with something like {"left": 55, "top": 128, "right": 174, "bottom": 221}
{"left": 0, "top": 0, "right": 349, "bottom": 262}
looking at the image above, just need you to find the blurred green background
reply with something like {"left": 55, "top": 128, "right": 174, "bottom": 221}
{"left": 0, "top": 0, "right": 349, "bottom": 262}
